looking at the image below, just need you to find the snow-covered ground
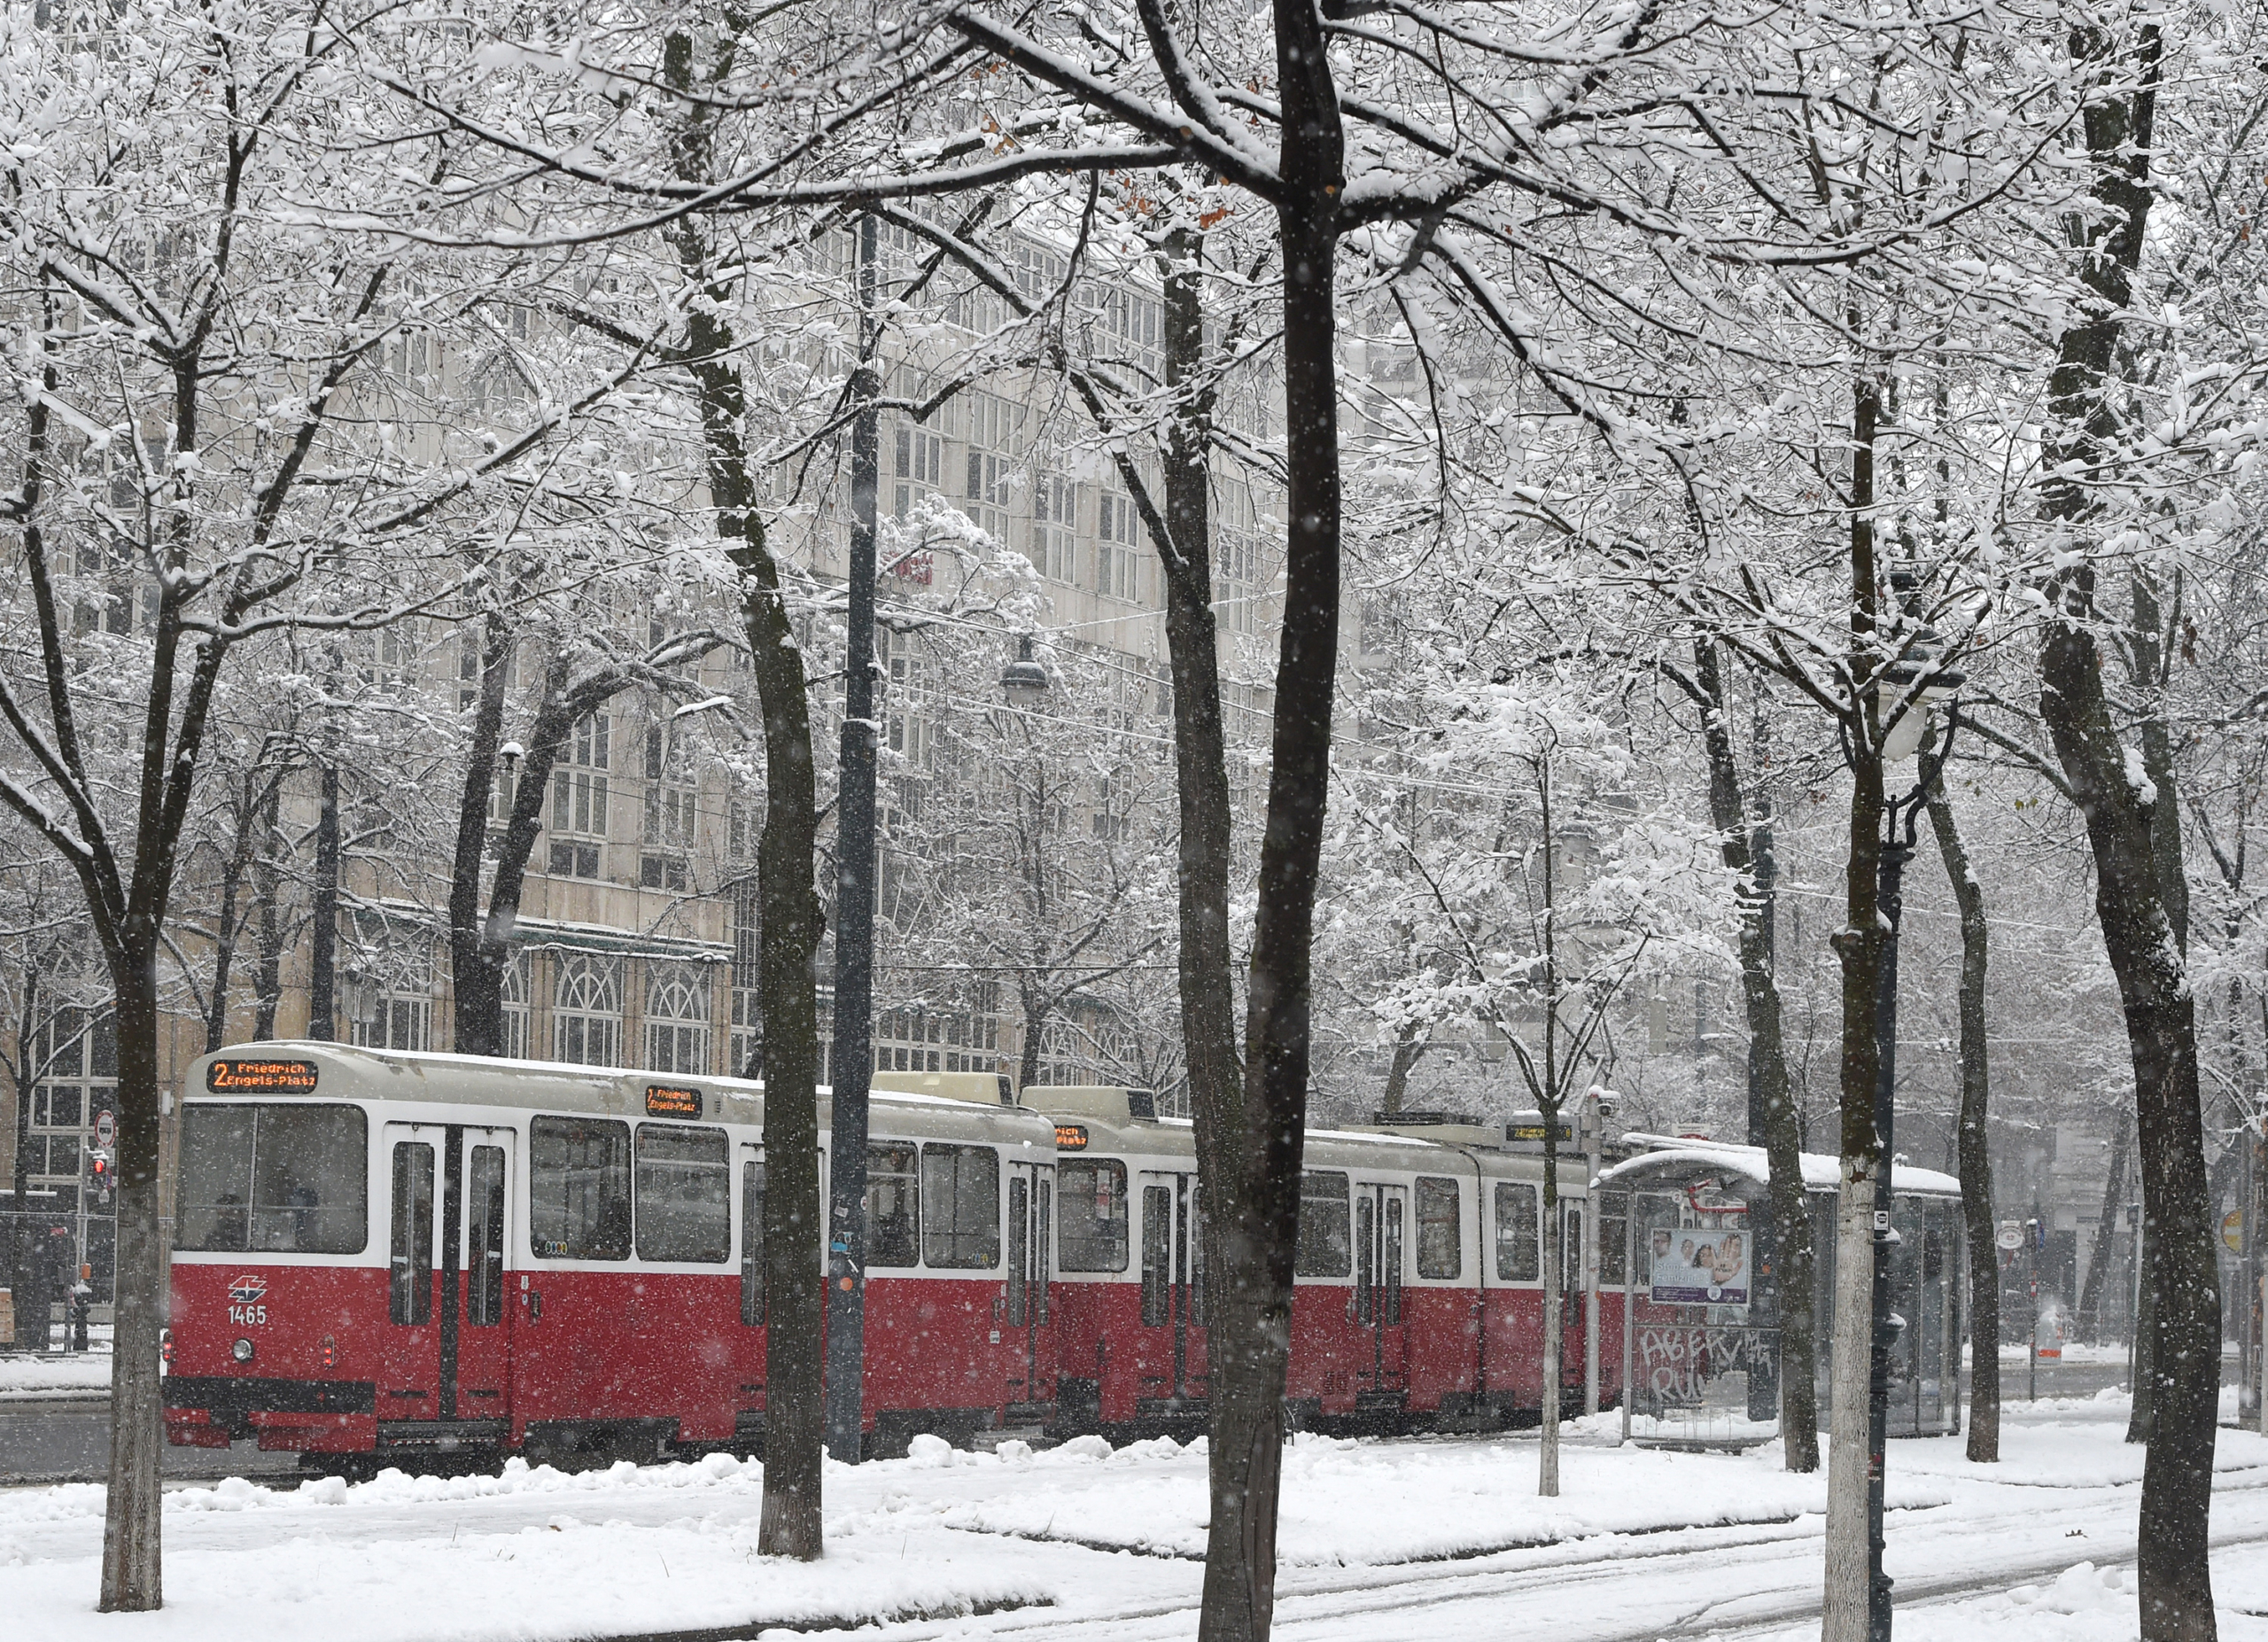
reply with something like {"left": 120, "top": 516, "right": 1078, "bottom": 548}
{"left": 3, "top": 1392, "right": 2265, "bottom": 1640}
{"left": 0, "top": 1354, "right": 112, "bottom": 1399}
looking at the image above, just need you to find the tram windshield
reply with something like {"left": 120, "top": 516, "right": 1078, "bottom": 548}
{"left": 177, "top": 1102, "right": 369, "bottom": 1254}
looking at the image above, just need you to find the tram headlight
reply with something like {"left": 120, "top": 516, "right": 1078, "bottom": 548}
{"left": 231, "top": 1337, "right": 255, "bottom": 1364}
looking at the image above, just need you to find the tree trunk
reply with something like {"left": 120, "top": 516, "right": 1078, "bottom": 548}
{"left": 1821, "top": 371, "right": 1889, "bottom": 1642}
{"left": 2034, "top": 18, "right": 2215, "bottom": 1635}
{"left": 99, "top": 953, "right": 165, "bottom": 1611}
{"left": 1151, "top": 224, "right": 1272, "bottom": 1632}
{"left": 1540, "top": 1120, "right": 1563, "bottom": 1496}
{"left": 307, "top": 762, "right": 339, "bottom": 1040}
{"left": 1693, "top": 640, "right": 1818, "bottom": 1470}
{"left": 2040, "top": 618, "right": 2216, "bottom": 1632}
{"left": 2129, "top": 1219, "right": 2156, "bottom": 1444}
{"left": 1020, "top": 984, "right": 1046, "bottom": 1093}
{"left": 449, "top": 612, "right": 516, "bottom": 1057}
{"left": 202, "top": 779, "right": 256, "bottom": 1054}
{"left": 1379, "top": 1021, "right": 1425, "bottom": 1116}
{"left": 249, "top": 782, "right": 285, "bottom": 1041}
{"left": 1925, "top": 767, "right": 1999, "bottom": 1463}
{"left": 2078, "top": 1106, "right": 2132, "bottom": 1342}
{"left": 1196, "top": 39, "right": 1347, "bottom": 1627}
{"left": 657, "top": 32, "right": 825, "bottom": 1553}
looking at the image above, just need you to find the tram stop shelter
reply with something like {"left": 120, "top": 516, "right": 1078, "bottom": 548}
{"left": 1597, "top": 1133, "right": 1966, "bottom": 1450}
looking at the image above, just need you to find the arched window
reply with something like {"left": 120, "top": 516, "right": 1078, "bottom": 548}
{"left": 552, "top": 953, "right": 623, "bottom": 1066}
{"left": 645, "top": 960, "right": 711, "bottom": 1076}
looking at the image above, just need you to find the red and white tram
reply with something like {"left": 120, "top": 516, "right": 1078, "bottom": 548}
{"left": 1031, "top": 1091, "right": 1634, "bottom": 1435}
{"left": 165, "top": 1044, "right": 1057, "bottom": 1467}
{"left": 164, "top": 1044, "right": 1639, "bottom": 1471}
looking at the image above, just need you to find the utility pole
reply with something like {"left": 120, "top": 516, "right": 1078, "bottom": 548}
{"left": 823, "top": 214, "right": 882, "bottom": 1466}
{"left": 1583, "top": 1088, "right": 1604, "bottom": 1417}
{"left": 1864, "top": 797, "right": 1918, "bottom": 1642}
{"left": 307, "top": 762, "right": 339, "bottom": 1039}
{"left": 2027, "top": 1215, "right": 2040, "bottom": 1404}
{"left": 2241, "top": 1116, "right": 2258, "bottom": 1433}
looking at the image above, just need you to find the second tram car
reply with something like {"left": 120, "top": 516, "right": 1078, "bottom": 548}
{"left": 1030, "top": 1089, "right": 1635, "bottom": 1435}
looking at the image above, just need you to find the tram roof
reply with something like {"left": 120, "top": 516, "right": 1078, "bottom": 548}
{"left": 185, "top": 1042, "right": 1057, "bottom": 1145}
{"left": 1596, "top": 1132, "right": 1961, "bottom": 1199}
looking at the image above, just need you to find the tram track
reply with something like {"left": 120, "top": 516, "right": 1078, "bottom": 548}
{"left": 860, "top": 1471, "right": 2268, "bottom": 1642}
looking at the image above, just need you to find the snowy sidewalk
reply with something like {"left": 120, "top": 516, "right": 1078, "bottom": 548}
{"left": 3, "top": 1397, "right": 2265, "bottom": 1640}
{"left": 0, "top": 1353, "right": 113, "bottom": 1401}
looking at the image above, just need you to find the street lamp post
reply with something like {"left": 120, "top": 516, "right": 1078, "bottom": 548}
{"left": 823, "top": 213, "right": 882, "bottom": 1466}
{"left": 1864, "top": 566, "right": 1963, "bottom": 1642}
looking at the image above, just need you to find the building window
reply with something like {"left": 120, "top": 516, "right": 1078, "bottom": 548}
{"left": 641, "top": 723, "right": 695, "bottom": 892}
{"left": 552, "top": 952, "right": 623, "bottom": 1066}
{"left": 361, "top": 626, "right": 416, "bottom": 694}
{"left": 964, "top": 391, "right": 1021, "bottom": 543}
{"left": 500, "top": 950, "right": 531, "bottom": 1060}
{"left": 1098, "top": 491, "right": 1140, "bottom": 603}
{"left": 895, "top": 419, "right": 943, "bottom": 521}
{"left": 1012, "top": 241, "right": 1065, "bottom": 300}
{"left": 645, "top": 960, "right": 712, "bottom": 1076}
{"left": 1095, "top": 284, "right": 1161, "bottom": 385}
{"left": 730, "top": 882, "right": 759, "bottom": 1078}
{"left": 1216, "top": 485, "right": 1262, "bottom": 635}
{"left": 548, "top": 712, "right": 610, "bottom": 878}
{"left": 349, "top": 947, "right": 433, "bottom": 1052}
{"left": 1035, "top": 474, "right": 1077, "bottom": 586}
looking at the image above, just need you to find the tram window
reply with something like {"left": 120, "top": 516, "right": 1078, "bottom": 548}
{"left": 1007, "top": 1177, "right": 1029, "bottom": 1327}
{"left": 1416, "top": 1177, "right": 1462, "bottom": 1280}
{"left": 740, "top": 1160, "right": 765, "bottom": 1326}
{"left": 1354, "top": 1194, "right": 1376, "bottom": 1324}
{"left": 866, "top": 1142, "right": 920, "bottom": 1268}
{"left": 466, "top": 1145, "right": 506, "bottom": 1326}
{"left": 1382, "top": 1194, "right": 1404, "bottom": 1324}
{"left": 1294, "top": 1171, "right": 1350, "bottom": 1278}
{"left": 1597, "top": 1190, "right": 1630, "bottom": 1287}
{"left": 389, "top": 1142, "right": 434, "bottom": 1326}
{"left": 1187, "top": 1200, "right": 1205, "bottom": 1327}
{"left": 1057, "top": 1159, "right": 1129, "bottom": 1272}
{"left": 1495, "top": 1181, "right": 1541, "bottom": 1281}
{"left": 177, "top": 1102, "right": 369, "bottom": 1255}
{"left": 920, "top": 1144, "right": 1000, "bottom": 1269}
{"left": 635, "top": 1124, "right": 730, "bottom": 1263}
{"left": 1036, "top": 1178, "right": 1052, "bottom": 1326}
{"left": 1140, "top": 1184, "right": 1171, "bottom": 1326}
{"left": 529, "top": 1117, "right": 631, "bottom": 1260}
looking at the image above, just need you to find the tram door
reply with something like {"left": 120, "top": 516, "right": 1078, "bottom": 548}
{"left": 381, "top": 1122, "right": 515, "bottom": 1428}
{"left": 1138, "top": 1171, "right": 1207, "bottom": 1407}
{"left": 1353, "top": 1180, "right": 1409, "bottom": 1394}
{"left": 1003, "top": 1162, "right": 1052, "bottom": 1405}
{"left": 1559, "top": 1201, "right": 1587, "bottom": 1390}
{"left": 452, "top": 1129, "right": 515, "bottom": 1428}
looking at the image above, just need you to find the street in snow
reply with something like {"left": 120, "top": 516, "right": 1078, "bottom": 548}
{"left": 2, "top": 1389, "right": 2263, "bottom": 1641}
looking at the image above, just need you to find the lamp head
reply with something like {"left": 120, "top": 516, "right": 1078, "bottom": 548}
{"left": 1000, "top": 635, "right": 1049, "bottom": 699}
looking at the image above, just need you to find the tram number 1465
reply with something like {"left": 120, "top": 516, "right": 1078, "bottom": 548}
{"left": 229, "top": 1304, "right": 268, "bottom": 1326}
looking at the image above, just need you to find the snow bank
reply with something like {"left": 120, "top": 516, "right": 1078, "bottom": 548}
{"left": 922, "top": 1429, "right": 1951, "bottom": 1564}
{"left": 0, "top": 1355, "right": 111, "bottom": 1397}
{"left": 2, "top": 1514, "right": 1052, "bottom": 1642}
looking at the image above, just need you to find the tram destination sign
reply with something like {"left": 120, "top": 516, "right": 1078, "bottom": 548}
{"left": 1054, "top": 1123, "right": 1090, "bottom": 1151}
{"left": 1504, "top": 1119, "right": 1574, "bottom": 1145}
{"left": 206, "top": 1058, "right": 319, "bottom": 1093}
{"left": 646, "top": 1085, "right": 704, "bottom": 1119}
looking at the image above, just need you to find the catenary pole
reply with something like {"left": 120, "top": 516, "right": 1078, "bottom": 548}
{"left": 823, "top": 214, "right": 882, "bottom": 1465}
{"left": 1864, "top": 679, "right": 1960, "bottom": 1642}
{"left": 1865, "top": 803, "right": 1914, "bottom": 1642}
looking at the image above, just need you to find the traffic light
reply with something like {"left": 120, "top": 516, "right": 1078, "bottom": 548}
{"left": 88, "top": 1148, "right": 113, "bottom": 1202}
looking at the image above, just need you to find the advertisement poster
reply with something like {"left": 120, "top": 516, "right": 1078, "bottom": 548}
{"left": 1648, "top": 1226, "right": 1750, "bottom": 1306}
